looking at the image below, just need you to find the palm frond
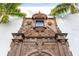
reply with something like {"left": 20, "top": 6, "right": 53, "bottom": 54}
{"left": 0, "top": 15, "right": 9, "bottom": 23}
{"left": 51, "top": 3, "right": 79, "bottom": 17}
{"left": 0, "top": 3, "right": 26, "bottom": 23}
{"left": 8, "top": 9, "right": 26, "bottom": 17}
{"left": 70, "top": 4, "right": 79, "bottom": 14}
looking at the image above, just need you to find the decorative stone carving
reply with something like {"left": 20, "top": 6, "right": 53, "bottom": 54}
{"left": 48, "top": 22, "right": 52, "bottom": 26}
{"left": 27, "top": 21, "right": 32, "bottom": 25}
{"left": 7, "top": 12, "right": 72, "bottom": 56}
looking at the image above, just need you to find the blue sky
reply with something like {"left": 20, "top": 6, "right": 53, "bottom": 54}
{"left": 0, "top": 0, "right": 78, "bottom": 3}
{"left": 19, "top": 3, "right": 59, "bottom": 17}
{"left": 21, "top": 3, "right": 58, "bottom": 7}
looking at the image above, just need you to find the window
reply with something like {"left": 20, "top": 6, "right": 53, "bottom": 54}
{"left": 35, "top": 20, "right": 44, "bottom": 27}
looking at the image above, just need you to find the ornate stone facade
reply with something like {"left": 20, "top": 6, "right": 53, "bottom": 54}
{"left": 7, "top": 12, "right": 72, "bottom": 56}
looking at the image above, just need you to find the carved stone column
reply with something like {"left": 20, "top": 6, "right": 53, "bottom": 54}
{"left": 7, "top": 33, "right": 24, "bottom": 56}
{"left": 55, "top": 33, "right": 69, "bottom": 56}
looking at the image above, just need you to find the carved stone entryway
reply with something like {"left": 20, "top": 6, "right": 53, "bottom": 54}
{"left": 7, "top": 12, "right": 72, "bottom": 56}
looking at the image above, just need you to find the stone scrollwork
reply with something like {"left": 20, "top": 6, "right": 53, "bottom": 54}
{"left": 7, "top": 12, "right": 72, "bottom": 56}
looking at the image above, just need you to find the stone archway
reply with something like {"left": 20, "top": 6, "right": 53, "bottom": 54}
{"left": 26, "top": 49, "right": 54, "bottom": 56}
{"left": 28, "top": 52, "right": 52, "bottom": 56}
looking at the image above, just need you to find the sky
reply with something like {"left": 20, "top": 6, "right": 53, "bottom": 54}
{"left": 18, "top": 3, "right": 58, "bottom": 17}
{"left": 21, "top": 3, "right": 58, "bottom": 7}
{"left": 0, "top": 0, "right": 79, "bottom": 3}
{"left": 0, "top": 3, "right": 79, "bottom": 56}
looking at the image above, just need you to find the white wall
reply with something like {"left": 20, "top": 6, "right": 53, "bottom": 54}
{"left": 56, "top": 14, "right": 79, "bottom": 56}
{"left": 0, "top": 17, "right": 23, "bottom": 56}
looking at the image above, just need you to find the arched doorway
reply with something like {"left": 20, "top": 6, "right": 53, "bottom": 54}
{"left": 28, "top": 52, "right": 52, "bottom": 56}
{"left": 26, "top": 50, "right": 54, "bottom": 56}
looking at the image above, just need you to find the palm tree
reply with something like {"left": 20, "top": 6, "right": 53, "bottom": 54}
{"left": 0, "top": 3, "right": 26, "bottom": 23}
{"left": 51, "top": 3, "right": 79, "bottom": 17}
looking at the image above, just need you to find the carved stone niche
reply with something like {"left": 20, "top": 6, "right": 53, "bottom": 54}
{"left": 55, "top": 33, "right": 68, "bottom": 44}
{"left": 12, "top": 33, "right": 25, "bottom": 42}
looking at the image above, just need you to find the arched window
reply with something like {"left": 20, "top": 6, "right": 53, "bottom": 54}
{"left": 35, "top": 20, "right": 44, "bottom": 27}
